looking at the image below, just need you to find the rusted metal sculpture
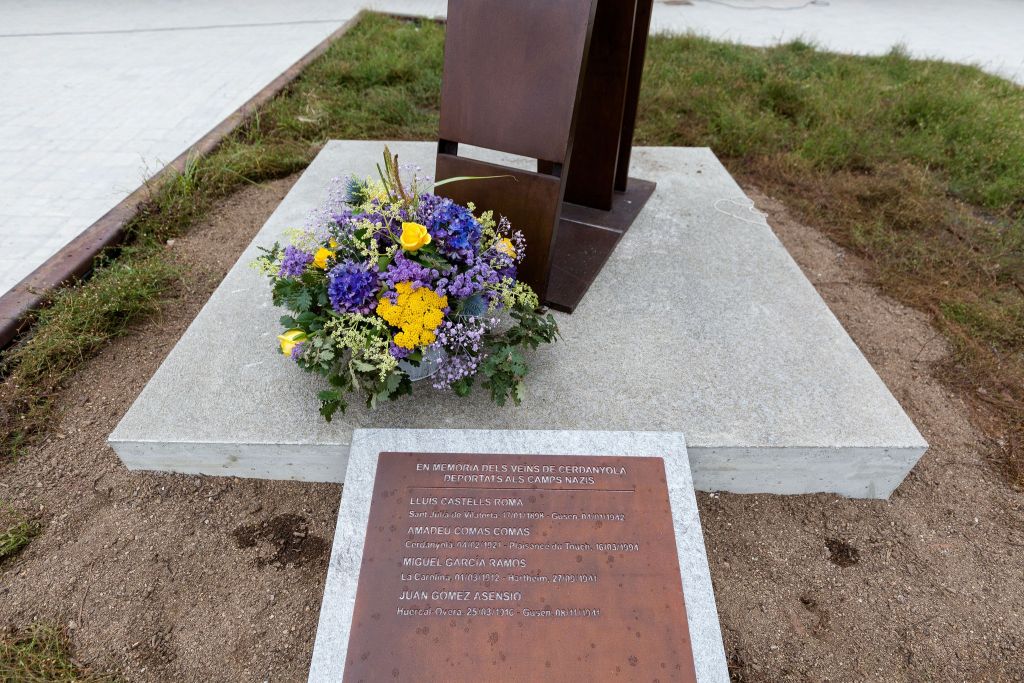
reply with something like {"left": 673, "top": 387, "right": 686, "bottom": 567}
{"left": 435, "top": 0, "right": 656, "bottom": 312}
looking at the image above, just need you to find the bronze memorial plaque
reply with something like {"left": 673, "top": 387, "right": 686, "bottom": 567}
{"left": 343, "top": 452, "right": 697, "bottom": 682}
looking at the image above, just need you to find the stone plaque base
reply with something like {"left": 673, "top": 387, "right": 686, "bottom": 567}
{"left": 308, "top": 429, "right": 728, "bottom": 682}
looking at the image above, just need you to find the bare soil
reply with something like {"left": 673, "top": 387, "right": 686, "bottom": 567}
{"left": 1, "top": 178, "right": 1022, "bottom": 682}
{"left": 707, "top": 190, "right": 1024, "bottom": 682}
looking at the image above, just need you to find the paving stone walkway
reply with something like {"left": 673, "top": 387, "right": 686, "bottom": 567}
{"left": 1, "top": 0, "right": 1020, "bottom": 297}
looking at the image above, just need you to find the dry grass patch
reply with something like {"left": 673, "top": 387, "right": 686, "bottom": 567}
{"left": 0, "top": 625, "right": 117, "bottom": 682}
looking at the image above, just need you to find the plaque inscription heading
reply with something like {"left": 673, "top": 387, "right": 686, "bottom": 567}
{"left": 344, "top": 452, "right": 697, "bottom": 682}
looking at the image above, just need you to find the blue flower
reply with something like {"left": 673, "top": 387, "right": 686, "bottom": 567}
{"left": 417, "top": 194, "right": 481, "bottom": 257}
{"left": 327, "top": 260, "right": 379, "bottom": 314}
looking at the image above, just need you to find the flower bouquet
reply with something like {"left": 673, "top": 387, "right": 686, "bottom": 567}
{"left": 254, "top": 148, "right": 559, "bottom": 421}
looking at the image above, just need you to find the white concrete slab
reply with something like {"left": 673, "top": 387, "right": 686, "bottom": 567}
{"left": 108, "top": 141, "right": 927, "bottom": 498}
{"left": 308, "top": 429, "right": 728, "bottom": 683}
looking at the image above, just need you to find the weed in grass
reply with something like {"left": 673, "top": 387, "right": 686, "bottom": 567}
{"left": 0, "top": 624, "right": 117, "bottom": 683}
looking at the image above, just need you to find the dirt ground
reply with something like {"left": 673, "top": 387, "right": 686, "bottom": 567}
{"left": 1, "top": 175, "right": 1022, "bottom": 682}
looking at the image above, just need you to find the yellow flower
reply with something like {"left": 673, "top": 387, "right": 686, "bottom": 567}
{"left": 400, "top": 222, "right": 432, "bottom": 252}
{"left": 277, "top": 329, "right": 307, "bottom": 356}
{"left": 376, "top": 282, "right": 448, "bottom": 350}
{"left": 495, "top": 238, "right": 517, "bottom": 259}
{"left": 313, "top": 247, "right": 334, "bottom": 269}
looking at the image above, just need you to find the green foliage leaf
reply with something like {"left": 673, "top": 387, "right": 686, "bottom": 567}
{"left": 318, "top": 389, "right": 346, "bottom": 422}
{"left": 415, "top": 249, "right": 452, "bottom": 272}
{"left": 452, "top": 376, "right": 474, "bottom": 397}
{"left": 480, "top": 345, "right": 529, "bottom": 406}
{"left": 351, "top": 359, "right": 376, "bottom": 372}
{"left": 432, "top": 174, "right": 517, "bottom": 189}
{"left": 290, "top": 289, "right": 313, "bottom": 312}
{"left": 369, "top": 370, "right": 412, "bottom": 409}
{"left": 504, "top": 308, "right": 560, "bottom": 349}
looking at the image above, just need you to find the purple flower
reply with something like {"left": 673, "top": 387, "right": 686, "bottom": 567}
{"left": 383, "top": 253, "right": 440, "bottom": 292}
{"left": 327, "top": 208, "right": 356, "bottom": 240}
{"left": 278, "top": 246, "right": 313, "bottom": 278}
{"left": 440, "top": 258, "right": 500, "bottom": 300}
{"left": 290, "top": 342, "right": 305, "bottom": 361}
{"left": 327, "top": 260, "right": 379, "bottom": 314}
{"left": 482, "top": 225, "right": 524, "bottom": 281}
{"left": 389, "top": 342, "right": 412, "bottom": 360}
{"left": 356, "top": 199, "right": 407, "bottom": 245}
{"left": 431, "top": 317, "right": 494, "bottom": 389}
{"left": 308, "top": 177, "right": 355, "bottom": 238}
{"left": 416, "top": 194, "right": 481, "bottom": 257}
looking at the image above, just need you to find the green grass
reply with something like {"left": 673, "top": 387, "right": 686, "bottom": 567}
{"left": 0, "top": 14, "right": 445, "bottom": 457}
{"left": 0, "top": 516, "right": 37, "bottom": 564}
{"left": 636, "top": 36, "right": 1024, "bottom": 483}
{"left": 640, "top": 41, "right": 1024, "bottom": 207}
{"left": 2, "top": 15, "right": 1021, "bottom": 482}
{"left": 0, "top": 625, "right": 117, "bottom": 682}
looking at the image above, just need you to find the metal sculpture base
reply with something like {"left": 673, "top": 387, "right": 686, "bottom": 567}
{"left": 546, "top": 178, "right": 656, "bottom": 313}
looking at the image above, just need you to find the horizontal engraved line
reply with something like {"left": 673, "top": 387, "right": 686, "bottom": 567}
{"left": 407, "top": 487, "right": 635, "bottom": 493}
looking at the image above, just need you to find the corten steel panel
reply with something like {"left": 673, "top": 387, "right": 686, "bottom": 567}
{"left": 439, "top": 0, "right": 597, "bottom": 163}
{"left": 344, "top": 451, "right": 698, "bottom": 682}
{"left": 547, "top": 178, "right": 657, "bottom": 313}
{"left": 436, "top": 153, "right": 562, "bottom": 301}
{"left": 563, "top": 0, "right": 639, "bottom": 210}
{"left": 547, "top": 219, "right": 623, "bottom": 314}
{"left": 561, "top": 178, "right": 656, "bottom": 233}
{"left": 615, "top": 0, "right": 655, "bottom": 192}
